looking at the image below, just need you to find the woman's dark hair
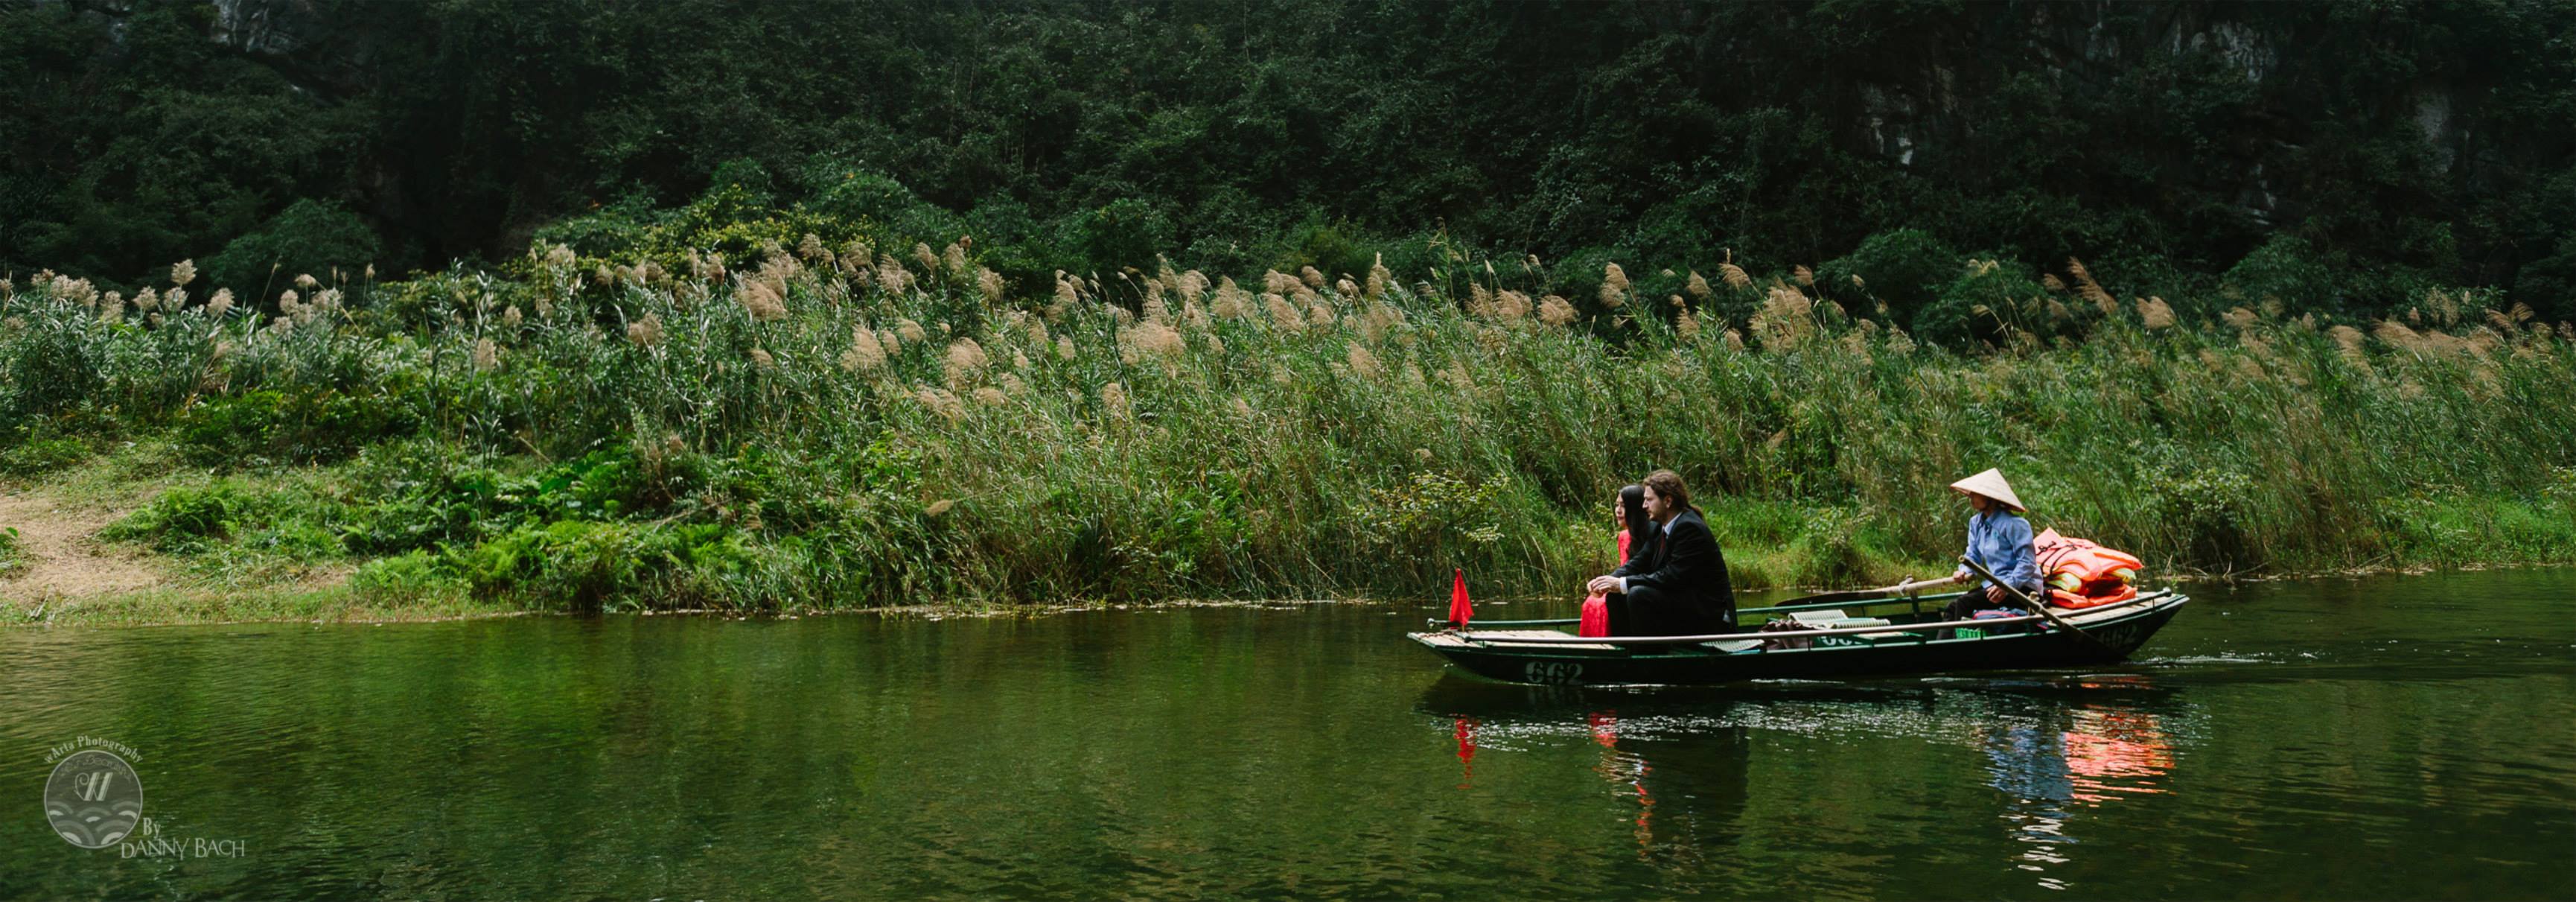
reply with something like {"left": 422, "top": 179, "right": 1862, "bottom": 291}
{"left": 1618, "top": 483, "right": 1651, "bottom": 537}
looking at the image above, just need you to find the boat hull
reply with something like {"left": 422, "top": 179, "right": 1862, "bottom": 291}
{"left": 1409, "top": 593, "right": 2188, "bottom": 687}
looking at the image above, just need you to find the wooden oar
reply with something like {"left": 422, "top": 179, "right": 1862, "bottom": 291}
{"left": 1957, "top": 555, "right": 2120, "bottom": 652}
{"left": 1774, "top": 575, "right": 1956, "bottom": 606}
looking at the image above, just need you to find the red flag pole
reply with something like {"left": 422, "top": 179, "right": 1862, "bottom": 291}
{"left": 1447, "top": 568, "right": 1473, "bottom": 628}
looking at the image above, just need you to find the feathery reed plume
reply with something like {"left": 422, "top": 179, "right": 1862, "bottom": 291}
{"left": 502, "top": 305, "right": 523, "bottom": 328}
{"left": 841, "top": 325, "right": 886, "bottom": 372}
{"left": 750, "top": 348, "right": 777, "bottom": 369}
{"left": 1336, "top": 276, "right": 1360, "bottom": 298}
{"left": 1686, "top": 270, "right": 1713, "bottom": 300}
{"left": 1724, "top": 329, "right": 1745, "bottom": 352}
{"left": 977, "top": 267, "right": 1005, "bottom": 305}
{"left": 133, "top": 288, "right": 159, "bottom": 312}
{"left": 2137, "top": 296, "right": 2177, "bottom": 330}
{"left": 293, "top": 273, "right": 319, "bottom": 290}
{"left": 1718, "top": 261, "right": 1752, "bottom": 290}
{"left": 1263, "top": 270, "right": 1296, "bottom": 296}
{"left": 626, "top": 313, "right": 666, "bottom": 347}
{"left": 208, "top": 288, "right": 235, "bottom": 316}
{"left": 1053, "top": 273, "right": 1080, "bottom": 312}
{"left": 1056, "top": 335, "right": 1077, "bottom": 360}
{"left": 1263, "top": 293, "right": 1304, "bottom": 332}
{"left": 1751, "top": 285, "right": 1814, "bottom": 348}
{"left": 593, "top": 264, "right": 616, "bottom": 287}
{"left": 913, "top": 243, "right": 940, "bottom": 274}
{"left": 1305, "top": 296, "right": 1336, "bottom": 327}
{"left": 1537, "top": 294, "right": 1576, "bottom": 326}
{"left": 1345, "top": 341, "right": 1383, "bottom": 380}
{"left": 878, "top": 326, "right": 903, "bottom": 357}
{"left": 2042, "top": 273, "right": 2067, "bottom": 292}
{"left": 171, "top": 259, "right": 196, "bottom": 287}
{"left": 2224, "top": 307, "right": 2258, "bottom": 330}
{"left": 1495, "top": 290, "right": 1531, "bottom": 322}
{"left": 1368, "top": 255, "right": 1392, "bottom": 300}
{"left": 2068, "top": 258, "right": 2117, "bottom": 314}
{"left": 943, "top": 242, "right": 969, "bottom": 277}
{"left": 1600, "top": 262, "right": 1630, "bottom": 308}
{"left": 998, "top": 372, "right": 1027, "bottom": 396}
{"left": 1212, "top": 277, "right": 1253, "bottom": 320}
{"left": 1467, "top": 282, "right": 1496, "bottom": 318}
{"left": 2426, "top": 288, "right": 2461, "bottom": 326}
{"left": 944, "top": 338, "right": 989, "bottom": 386}
{"left": 474, "top": 337, "right": 500, "bottom": 370}
{"left": 916, "top": 387, "right": 966, "bottom": 422}
{"left": 1179, "top": 270, "right": 1210, "bottom": 303}
{"left": 972, "top": 387, "right": 1007, "bottom": 407}
{"left": 1099, "top": 382, "right": 1131, "bottom": 421}
{"left": 1298, "top": 266, "right": 1325, "bottom": 290}
{"left": 1677, "top": 307, "right": 1703, "bottom": 340}
{"left": 876, "top": 255, "right": 914, "bottom": 295}
{"left": 797, "top": 233, "right": 825, "bottom": 261}
{"left": 896, "top": 318, "right": 928, "bottom": 345}
{"left": 1794, "top": 265, "right": 1816, "bottom": 287}
{"left": 736, "top": 279, "right": 788, "bottom": 321}
{"left": 2375, "top": 320, "right": 2426, "bottom": 353}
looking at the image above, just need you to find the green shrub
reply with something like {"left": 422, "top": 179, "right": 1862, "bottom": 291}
{"left": 0, "top": 526, "right": 23, "bottom": 577}
{"left": 202, "top": 199, "right": 381, "bottom": 299}
{"left": 176, "top": 390, "right": 418, "bottom": 467}
{"left": 0, "top": 436, "right": 87, "bottom": 476}
{"left": 1819, "top": 229, "right": 1961, "bottom": 327}
{"left": 103, "top": 483, "right": 249, "bottom": 553}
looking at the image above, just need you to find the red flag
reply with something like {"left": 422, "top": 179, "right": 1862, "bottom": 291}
{"left": 1448, "top": 568, "right": 1473, "bottom": 627}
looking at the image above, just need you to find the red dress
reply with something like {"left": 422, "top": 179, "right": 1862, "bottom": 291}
{"left": 1578, "top": 530, "right": 1631, "bottom": 637}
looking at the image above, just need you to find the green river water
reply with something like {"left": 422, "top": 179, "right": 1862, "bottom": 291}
{"left": 3, "top": 569, "right": 2570, "bottom": 899}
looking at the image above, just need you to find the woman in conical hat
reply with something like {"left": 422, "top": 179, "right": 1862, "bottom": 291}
{"left": 1948, "top": 468, "right": 2041, "bottom": 608}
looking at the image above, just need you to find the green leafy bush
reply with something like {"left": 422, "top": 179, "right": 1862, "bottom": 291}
{"left": 202, "top": 200, "right": 382, "bottom": 299}
{"left": 176, "top": 390, "right": 418, "bottom": 467}
{"left": 1819, "top": 229, "right": 1962, "bottom": 328}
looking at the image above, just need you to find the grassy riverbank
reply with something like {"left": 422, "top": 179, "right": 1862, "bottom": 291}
{"left": 6, "top": 247, "right": 2574, "bottom": 625}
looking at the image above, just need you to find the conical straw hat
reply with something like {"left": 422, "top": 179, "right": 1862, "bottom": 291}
{"left": 1949, "top": 468, "right": 2027, "bottom": 512}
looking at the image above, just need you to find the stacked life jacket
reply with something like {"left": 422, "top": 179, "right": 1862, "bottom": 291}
{"left": 2034, "top": 528, "right": 2144, "bottom": 609}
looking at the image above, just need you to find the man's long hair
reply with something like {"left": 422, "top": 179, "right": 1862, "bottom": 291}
{"left": 1644, "top": 469, "right": 1692, "bottom": 515}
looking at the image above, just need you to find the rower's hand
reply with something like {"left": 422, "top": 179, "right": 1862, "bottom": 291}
{"left": 1587, "top": 575, "right": 1620, "bottom": 594}
{"left": 1984, "top": 585, "right": 2009, "bottom": 605}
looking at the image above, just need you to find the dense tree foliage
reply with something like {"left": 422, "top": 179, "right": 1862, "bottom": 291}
{"left": 5, "top": 0, "right": 2571, "bottom": 320}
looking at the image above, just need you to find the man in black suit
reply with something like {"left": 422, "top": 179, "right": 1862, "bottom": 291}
{"left": 1587, "top": 469, "right": 1735, "bottom": 636}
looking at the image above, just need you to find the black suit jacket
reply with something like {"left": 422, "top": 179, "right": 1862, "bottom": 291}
{"left": 1609, "top": 509, "right": 1735, "bottom": 619}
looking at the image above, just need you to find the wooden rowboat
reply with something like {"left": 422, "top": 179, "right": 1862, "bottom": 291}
{"left": 1408, "top": 588, "right": 2189, "bottom": 686}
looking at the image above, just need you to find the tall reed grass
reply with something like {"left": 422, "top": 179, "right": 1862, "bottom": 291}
{"left": 4, "top": 247, "right": 2571, "bottom": 611}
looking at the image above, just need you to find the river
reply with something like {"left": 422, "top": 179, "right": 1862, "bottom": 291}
{"left": 3, "top": 569, "right": 2570, "bottom": 899}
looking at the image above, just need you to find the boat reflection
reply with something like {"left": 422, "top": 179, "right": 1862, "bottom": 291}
{"left": 1418, "top": 673, "right": 2180, "bottom": 878}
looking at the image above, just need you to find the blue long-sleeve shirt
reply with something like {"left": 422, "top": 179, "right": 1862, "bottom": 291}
{"left": 1957, "top": 509, "right": 2043, "bottom": 595}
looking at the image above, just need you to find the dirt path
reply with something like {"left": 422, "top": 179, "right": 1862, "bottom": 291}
{"left": 0, "top": 486, "right": 168, "bottom": 606}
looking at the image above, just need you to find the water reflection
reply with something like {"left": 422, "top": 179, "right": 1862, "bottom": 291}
{"left": 1963, "top": 679, "right": 2178, "bottom": 890}
{"left": 1420, "top": 673, "right": 2180, "bottom": 888}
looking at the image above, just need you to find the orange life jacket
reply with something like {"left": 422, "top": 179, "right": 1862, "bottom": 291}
{"left": 2034, "top": 528, "right": 2146, "bottom": 608}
